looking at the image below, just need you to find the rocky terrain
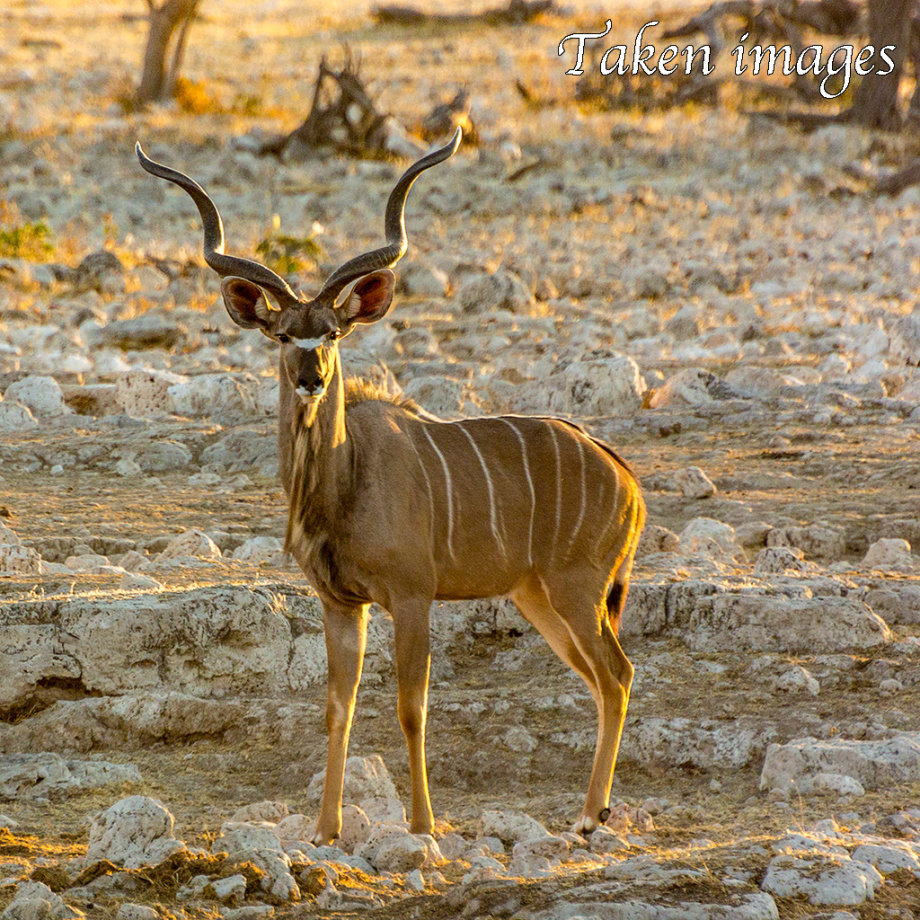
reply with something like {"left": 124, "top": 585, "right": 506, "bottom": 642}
{"left": 1, "top": 0, "right": 920, "bottom": 918}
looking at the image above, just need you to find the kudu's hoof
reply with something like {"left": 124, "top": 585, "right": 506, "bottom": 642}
{"left": 572, "top": 807, "right": 611, "bottom": 837}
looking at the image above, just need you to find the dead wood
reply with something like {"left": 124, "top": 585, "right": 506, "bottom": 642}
{"left": 259, "top": 53, "right": 404, "bottom": 160}
{"left": 374, "top": 0, "right": 555, "bottom": 26}
{"left": 876, "top": 157, "right": 920, "bottom": 195}
{"left": 136, "top": 0, "right": 201, "bottom": 105}
{"left": 421, "top": 90, "right": 479, "bottom": 145}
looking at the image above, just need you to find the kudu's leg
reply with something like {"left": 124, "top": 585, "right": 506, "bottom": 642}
{"left": 313, "top": 601, "right": 369, "bottom": 846}
{"left": 511, "top": 574, "right": 601, "bottom": 709}
{"left": 546, "top": 573, "right": 634, "bottom": 837}
{"left": 392, "top": 598, "right": 435, "bottom": 835}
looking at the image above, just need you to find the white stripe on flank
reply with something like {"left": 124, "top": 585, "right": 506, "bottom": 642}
{"left": 422, "top": 427, "right": 456, "bottom": 560}
{"left": 411, "top": 436, "right": 436, "bottom": 545}
{"left": 548, "top": 424, "right": 562, "bottom": 554}
{"left": 568, "top": 436, "right": 587, "bottom": 556}
{"left": 500, "top": 418, "right": 534, "bottom": 566}
{"left": 457, "top": 422, "right": 505, "bottom": 558}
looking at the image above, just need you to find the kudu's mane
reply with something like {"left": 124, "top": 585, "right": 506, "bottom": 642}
{"left": 282, "top": 375, "right": 426, "bottom": 563}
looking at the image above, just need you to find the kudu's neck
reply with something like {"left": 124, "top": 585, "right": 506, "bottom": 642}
{"left": 278, "top": 349, "right": 350, "bottom": 504}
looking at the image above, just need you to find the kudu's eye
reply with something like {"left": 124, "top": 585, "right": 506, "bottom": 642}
{"left": 276, "top": 333, "right": 291, "bottom": 344}
{"left": 327, "top": 330, "right": 341, "bottom": 342}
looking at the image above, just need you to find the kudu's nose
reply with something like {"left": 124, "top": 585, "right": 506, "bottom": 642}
{"left": 298, "top": 374, "right": 324, "bottom": 396}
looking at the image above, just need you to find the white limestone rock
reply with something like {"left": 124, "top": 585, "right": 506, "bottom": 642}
{"left": 157, "top": 529, "right": 222, "bottom": 560}
{"left": 0, "top": 399, "right": 39, "bottom": 432}
{"left": 546, "top": 354, "right": 645, "bottom": 417}
{"left": 672, "top": 466, "right": 717, "bottom": 499}
{"left": 114, "top": 369, "right": 187, "bottom": 417}
{"left": 307, "top": 754, "right": 400, "bottom": 813}
{"left": 85, "top": 795, "right": 185, "bottom": 868}
{"left": 4, "top": 376, "right": 68, "bottom": 417}
{"left": 851, "top": 841, "right": 920, "bottom": 876}
{"left": 766, "top": 521, "right": 845, "bottom": 561}
{"left": 0, "top": 544, "right": 42, "bottom": 576}
{"left": 678, "top": 518, "right": 745, "bottom": 563}
{"left": 862, "top": 538, "right": 915, "bottom": 573}
{"left": 761, "top": 853, "right": 882, "bottom": 906}
{"left": 688, "top": 594, "right": 891, "bottom": 654}
{"left": 168, "top": 374, "right": 258, "bottom": 420}
{"left": 231, "top": 536, "right": 285, "bottom": 566}
{"left": 761, "top": 734, "right": 920, "bottom": 795}
{"left": 629, "top": 718, "right": 765, "bottom": 770}
{"left": 0, "top": 881, "right": 84, "bottom": 920}
{"left": 481, "top": 809, "right": 550, "bottom": 844}
{"left": 649, "top": 368, "right": 747, "bottom": 408}
{"left": 456, "top": 267, "right": 534, "bottom": 315}
{"left": 0, "top": 753, "right": 140, "bottom": 799}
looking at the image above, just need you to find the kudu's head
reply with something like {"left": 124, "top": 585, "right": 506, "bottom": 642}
{"left": 136, "top": 129, "right": 461, "bottom": 420}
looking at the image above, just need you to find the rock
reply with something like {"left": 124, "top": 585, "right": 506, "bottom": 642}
{"left": 687, "top": 593, "right": 891, "bottom": 654}
{"left": 588, "top": 825, "right": 630, "bottom": 854}
{"left": 888, "top": 312, "right": 920, "bottom": 365}
{"left": 338, "top": 804, "right": 371, "bottom": 853}
{"left": 851, "top": 841, "right": 920, "bottom": 876}
{"left": 62, "top": 383, "right": 122, "bottom": 418}
{"left": 672, "top": 466, "right": 717, "bottom": 499}
{"left": 0, "top": 881, "right": 84, "bottom": 919}
{"left": 401, "top": 376, "right": 471, "bottom": 418}
{"left": 114, "top": 458, "right": 142, "bottom": 477}
{"left": 307, "top": 755, "right": 400, "bottom": 809}
{"left": 678, "top": 518, "right": 744, "bottom": 562}
{"left": 761, "top": 734, "right": 920, "bottom": 795}
{"left": 0, "top": 400, "right": 39, "bottom": 432}
{"left": 228, "top": 801, "right": 289, "bottom": 824}
{"left": 0, "top": 544, "right": 42, "bottom": 575}
{"left": 157, "top": 529, "right": 222, "bottom": 560}
{"left": 865, "top": 584, "right": 920, "bottom": 625}
{"left": 85, "top": 795, "right": 185, "bottom": 868}
{"left": 735, "top": 522, "right": 772, "bottom": 549}
{"left": 767, "top": 521, "right": 845, "bottom": 561}
{"left": 0, "top": 586, "right": 314, "bottom": 716}
{"left": 93, "top": 314, "right": 186, "bottom": 351}
{"left": 546, "top": 354, "right": 645, "bottom": 417}
{"left": 862, "top": 537, "right": 915, "bottom": 573}
{"left": 215, "top": 822, "right": 299, "bottom": 902}
{"left": 761, "top": 853, "right": 882, "bottom": 906}
{"left": 361, "top": 827, "right": 427, "bottom": 873}
{"left": 455, "top": 268, "right": 534, "bottom": 315}
{"left": 638, "top": 524, "right": 679, "bottom": 555}
{"left": 200, "top": 429, "right": 278, "bottom": 475}
{"left": 4, "top": 376, "right": 68, "bottom": 416}
{"left": 774, "top": 665, "right": 820, "bottom": 696}
{"left": 231, "top": 537, "right": 285, "bottom": 566}
{"left": 168, "top": 374, "right": 258, "bottom": 420}
{"left": 115, "top": 905, "right": 160, "bottom": 920}
{"left": 481, "top": 810, "right": 549, "bottom": 844}
{"left": 502, "top": 726, "right": 538, "bottom": 753}
{"left": 0, "top": 753, "right": 140, "bottom": 799}
{"left": 629, "top": 718, "right": 765, "bottom": 770}
{"left": 133, "top": 439, "right": 192, "bottom": 472}
{"left": 205, "top": 873, "right": 247, "bottom": 904}
{"left": 398, "top": 263, "right": 450, "bottom": 298}
{"left": 649, "top": 368, "right": 747, "bottom": 408}
{"left": 754, "top": 546, "right": 813, "bottom": 574}
{"left": 114, "top": 369, "right": 187, "bottom": 417}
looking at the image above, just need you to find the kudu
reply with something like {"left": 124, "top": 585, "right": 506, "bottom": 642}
{"left": 137, "top": 129, "right": 645, "bottom": 843}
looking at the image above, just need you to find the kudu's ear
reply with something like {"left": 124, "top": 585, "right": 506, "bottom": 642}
{"left": 221, "top": 277, "right": 279, "bottom": 333}
{"left": 336, "top": 270, "right": 395, "bottom": 327}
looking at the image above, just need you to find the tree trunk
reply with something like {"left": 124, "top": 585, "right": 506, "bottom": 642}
{"left": 136, "top": 0, "right": 200, "bottom": 105}
{"left": 848, "top": 0, "right": 911, "bottom": 129}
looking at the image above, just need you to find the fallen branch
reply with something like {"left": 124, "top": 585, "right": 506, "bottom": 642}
{"left": 876, "top": 158, "right": 920, "bottom": 195}
{"left": 374, "top": 0, "right": 555, "bottom": 26}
